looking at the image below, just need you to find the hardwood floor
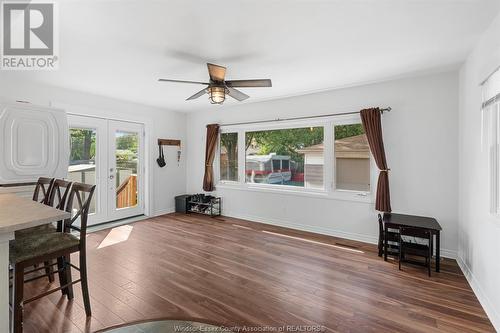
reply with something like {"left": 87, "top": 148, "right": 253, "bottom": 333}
{"left": 21, "top": 213, "right": 494, "bottom": 333}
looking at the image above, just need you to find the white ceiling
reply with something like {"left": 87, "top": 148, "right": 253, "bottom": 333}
{"left": 4, "top": 0, "right": 500, "bottom": 112}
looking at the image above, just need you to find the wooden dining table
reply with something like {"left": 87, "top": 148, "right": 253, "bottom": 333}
{"left": 0, "top": 193, "right": 70, "bottom": 333}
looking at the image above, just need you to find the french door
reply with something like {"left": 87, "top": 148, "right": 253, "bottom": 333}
{"left": 67, "top": 115, "right": 145, "bottom": 225}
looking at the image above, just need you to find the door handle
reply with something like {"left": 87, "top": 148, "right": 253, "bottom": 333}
{"left": 110, "top": 175, "right": 114, "bottom": 179}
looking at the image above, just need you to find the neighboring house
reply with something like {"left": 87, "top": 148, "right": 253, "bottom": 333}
{"left": 298, "top": 134, "right": 370, "bottom": 191}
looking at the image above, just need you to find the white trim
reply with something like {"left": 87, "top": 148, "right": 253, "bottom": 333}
{"left": 87, "top": 215, "right": 149, "bottom": 233}
{"left": 440, "top": 248, "right": 457, "bottom": 260}
{"left": 153, "top": 207, "right": 175, "bottom": 217}
{"left": 224, "top": 210, "right": 378, "bottom": 244}
{"left": 216, "top": 183, "right": 373, "bottom": 203}
{"left": 224, "top": 210, "right": 457, "bottom": 259}
{"left": 456, "top": 256, "right": 500, "bottom": 331}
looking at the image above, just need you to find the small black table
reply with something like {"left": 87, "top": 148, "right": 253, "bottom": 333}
{"left": 382, "top": 213, "right": 442, "bottom": 272}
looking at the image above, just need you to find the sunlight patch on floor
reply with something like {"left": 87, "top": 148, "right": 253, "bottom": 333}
{"left": 97, "top": 224, "right": 134, "bottom": 249}
{"left": 232, "top": 224, "right": 253, "bottom": 230}
{"left": 262, "top": 230, "right": 365, "bottom": 254}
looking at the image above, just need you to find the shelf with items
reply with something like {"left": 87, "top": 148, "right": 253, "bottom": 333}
{"left": 187, "top": 195, "right": 221, "bottom": 217}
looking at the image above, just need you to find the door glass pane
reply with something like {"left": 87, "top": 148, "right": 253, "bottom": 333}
{"left": 115, "top": 131, "right": 139, "bottom": 209}
{"left": 68, "top": 128, "right": 97, "bottom": 213}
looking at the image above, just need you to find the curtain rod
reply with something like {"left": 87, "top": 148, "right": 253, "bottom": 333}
{"left": 219, "top": 107, "right": 391, "bottom": 127}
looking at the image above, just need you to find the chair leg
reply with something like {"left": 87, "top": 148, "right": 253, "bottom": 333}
{"left": 44, "top": 260, "right": 54, "bottom": 282}
{"left": 378, "top": 231, "right": 383, "bottom": 257}
{"left": 398, "top": 243, "right": 402, "bottom": 271}
{"left": 57, "top": 256, "right": 67, "bottom": 295}
{"left": 428, "top": 238, "right": 432, "bottom": 277}
{"left": 80, "top": 249, "right": 92, "bottom": 317}
{"left": 13, "top": 263, "right": 24, "bottom": 333}
{"left": 398, "top": 229, "right": 404, "bottom": 271}
{"left": 63, "top": 254, "right": 74, "bottom": 300}
{"left": 384, "top": 231, "right": 388, "bottom": 261}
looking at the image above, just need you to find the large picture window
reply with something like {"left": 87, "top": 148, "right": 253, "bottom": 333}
{"left": 245, "top": 127, "right": 324, "bottom": 188}
{"left": 218, "top": 114, "right": 372, "bottom": 201}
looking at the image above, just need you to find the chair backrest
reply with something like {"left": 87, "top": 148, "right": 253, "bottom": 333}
{"left": 32, "top": 177, "right": 55, "bottom": 204}
{"left": 48, "top": 179, "right": 73, "bottom": 210}
{"left": 63, "top": 182, "right": 96, "bottom": 243}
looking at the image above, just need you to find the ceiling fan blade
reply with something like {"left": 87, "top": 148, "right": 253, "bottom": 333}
{"left": 186, "top": 88, "right": 208, "bottom": 100}
{"left": 158, "top": 79, "right": 209, "bottom": 85}
{"left": 225, "top": 79, "right": 272, "bottom": 87}
{"left": 227, "top": 87, "right": 250, "bottom": 101}
{"left": 207, "top": 63, "right": 226, "bottom": 82}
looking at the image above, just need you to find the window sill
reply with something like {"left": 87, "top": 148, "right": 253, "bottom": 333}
{"left": 216, "top": 182, "right": 374, "bottom": 204}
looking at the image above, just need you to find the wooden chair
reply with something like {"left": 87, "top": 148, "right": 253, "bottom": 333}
{"left": 14, "top": 177, "right": 55, "bottom": 282}
{"left": 15, "top": 179, "right": 73, "bottom": 283}
{"left": 10, "top": 182, "right": 96, "bottom": 333}
{"left": 398, "top": 226, "right": 433, "bottom": 277}
{"left": 32, "top": 177, "right": 55, "bottom": 204}
{"left": 17, "top": 179, "right": 72, "bottom": 237}
{"left": 378, "top": 214, "right": 399, "bottom": 259}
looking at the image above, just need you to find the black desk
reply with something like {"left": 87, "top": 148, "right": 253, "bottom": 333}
{"left": 382, "top": 213, "right": 442, "bottom": 272}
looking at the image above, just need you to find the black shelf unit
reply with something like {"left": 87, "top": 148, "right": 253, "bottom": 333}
{"left": 187, "top": 197, "right": 221, "bottom": 217}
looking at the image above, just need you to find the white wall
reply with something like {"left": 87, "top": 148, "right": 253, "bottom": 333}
{"left": 0, "top": 78, "right": 187, "bottom": 217}
{"left": 186, "top": 71, "right": 459, "bottom": 258}
{"left": 458, "top": 11, "right": 500, "bottom": 331}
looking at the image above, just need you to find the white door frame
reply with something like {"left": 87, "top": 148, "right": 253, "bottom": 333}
{"left": 107, "top": 119, "right": 145, "bottom": 221}
{"left": 67, "top": 114, "right": 108, "bottom": 225}
{"left": 67, "top": 113, "right": 146, "bottom": 225}
{"left": 53, "top": 102, "right": 152, "bottom": 221}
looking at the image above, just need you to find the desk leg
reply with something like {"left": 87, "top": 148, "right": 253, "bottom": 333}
{"left": 436, "top": 231, "right": 440, "bottom": 272}
{"left": 0, "top": 232, "right": 14, "bottom": 333}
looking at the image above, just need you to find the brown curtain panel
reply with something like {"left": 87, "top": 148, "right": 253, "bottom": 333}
{"left": 203, "top": 124, "right": 220, "bottom": 192}
{"left": 360, "top": 108, "right": 391, "bottom": 212}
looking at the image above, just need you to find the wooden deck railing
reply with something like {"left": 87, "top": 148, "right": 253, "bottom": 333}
{"left": 116, "top": 174, "right": 137, "bottom": 208}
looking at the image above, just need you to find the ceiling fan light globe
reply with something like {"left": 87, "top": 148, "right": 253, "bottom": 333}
{"left": 209, "top": 86, "right": 226, "bottom": 104}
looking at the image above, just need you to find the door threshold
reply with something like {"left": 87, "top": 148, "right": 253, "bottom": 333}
{"left": 87, "top": 215, "right": 148, "bottom": 233}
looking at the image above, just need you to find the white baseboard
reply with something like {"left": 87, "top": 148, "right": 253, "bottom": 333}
{"left": 224, "top": 210, "right": 457, "bottom": 259}
{"left": 440, "top": 248, "right": 457, "bottom": 259}
{"left": 154, "top": 207, "right": 175, "bottom": 217}
{"left": 456, "top": 256, "right": 500, "bottom": 331}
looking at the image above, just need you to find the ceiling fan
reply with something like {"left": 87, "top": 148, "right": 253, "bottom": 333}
{"left": 158, "top": 63, "right": 272, "bottom": 105}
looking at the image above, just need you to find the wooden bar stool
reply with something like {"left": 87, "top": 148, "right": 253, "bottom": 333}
{"left": 9, "top": 182, "right": 95, "bottom": 333}
{"left": 15, "top": 179, "right": 73, "bottom": 283}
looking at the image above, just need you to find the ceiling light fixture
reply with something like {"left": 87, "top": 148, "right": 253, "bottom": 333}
{"left": 158, "top": 63, "right": 272, "bottom": 105}
{"left": 209, "top": 86, "right": 226, "bottom": 104}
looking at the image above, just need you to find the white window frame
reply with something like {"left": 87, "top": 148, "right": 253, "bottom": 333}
{"left": 331, "top": 115, "right": 376, "bottom": 201}
{"left": 489, "top": 102, "right": 500, "bottom": 215}
{"left": 216, "top": 131, "right": 240, "bottom": 184}
{"left": 216, "top": 114, "right": 375, "bottom": 203}
{"left": 483, "top": 67, "right": 500, "bottom": 215}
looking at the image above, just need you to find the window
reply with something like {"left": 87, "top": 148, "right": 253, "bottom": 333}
{"left": 334, "top": 124, "right": 370, "bottom": 192}
{"left": 220, "top": 132, "right": 238, "bottom": 181}
{"left": 245, "top": 127, "right": 324, "bottom": 188}
{"left": 484, "top": 68, "right": 500, "bottom": 214}
{"left": 217, "top": 115, "right": 372, "bottom": 201}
